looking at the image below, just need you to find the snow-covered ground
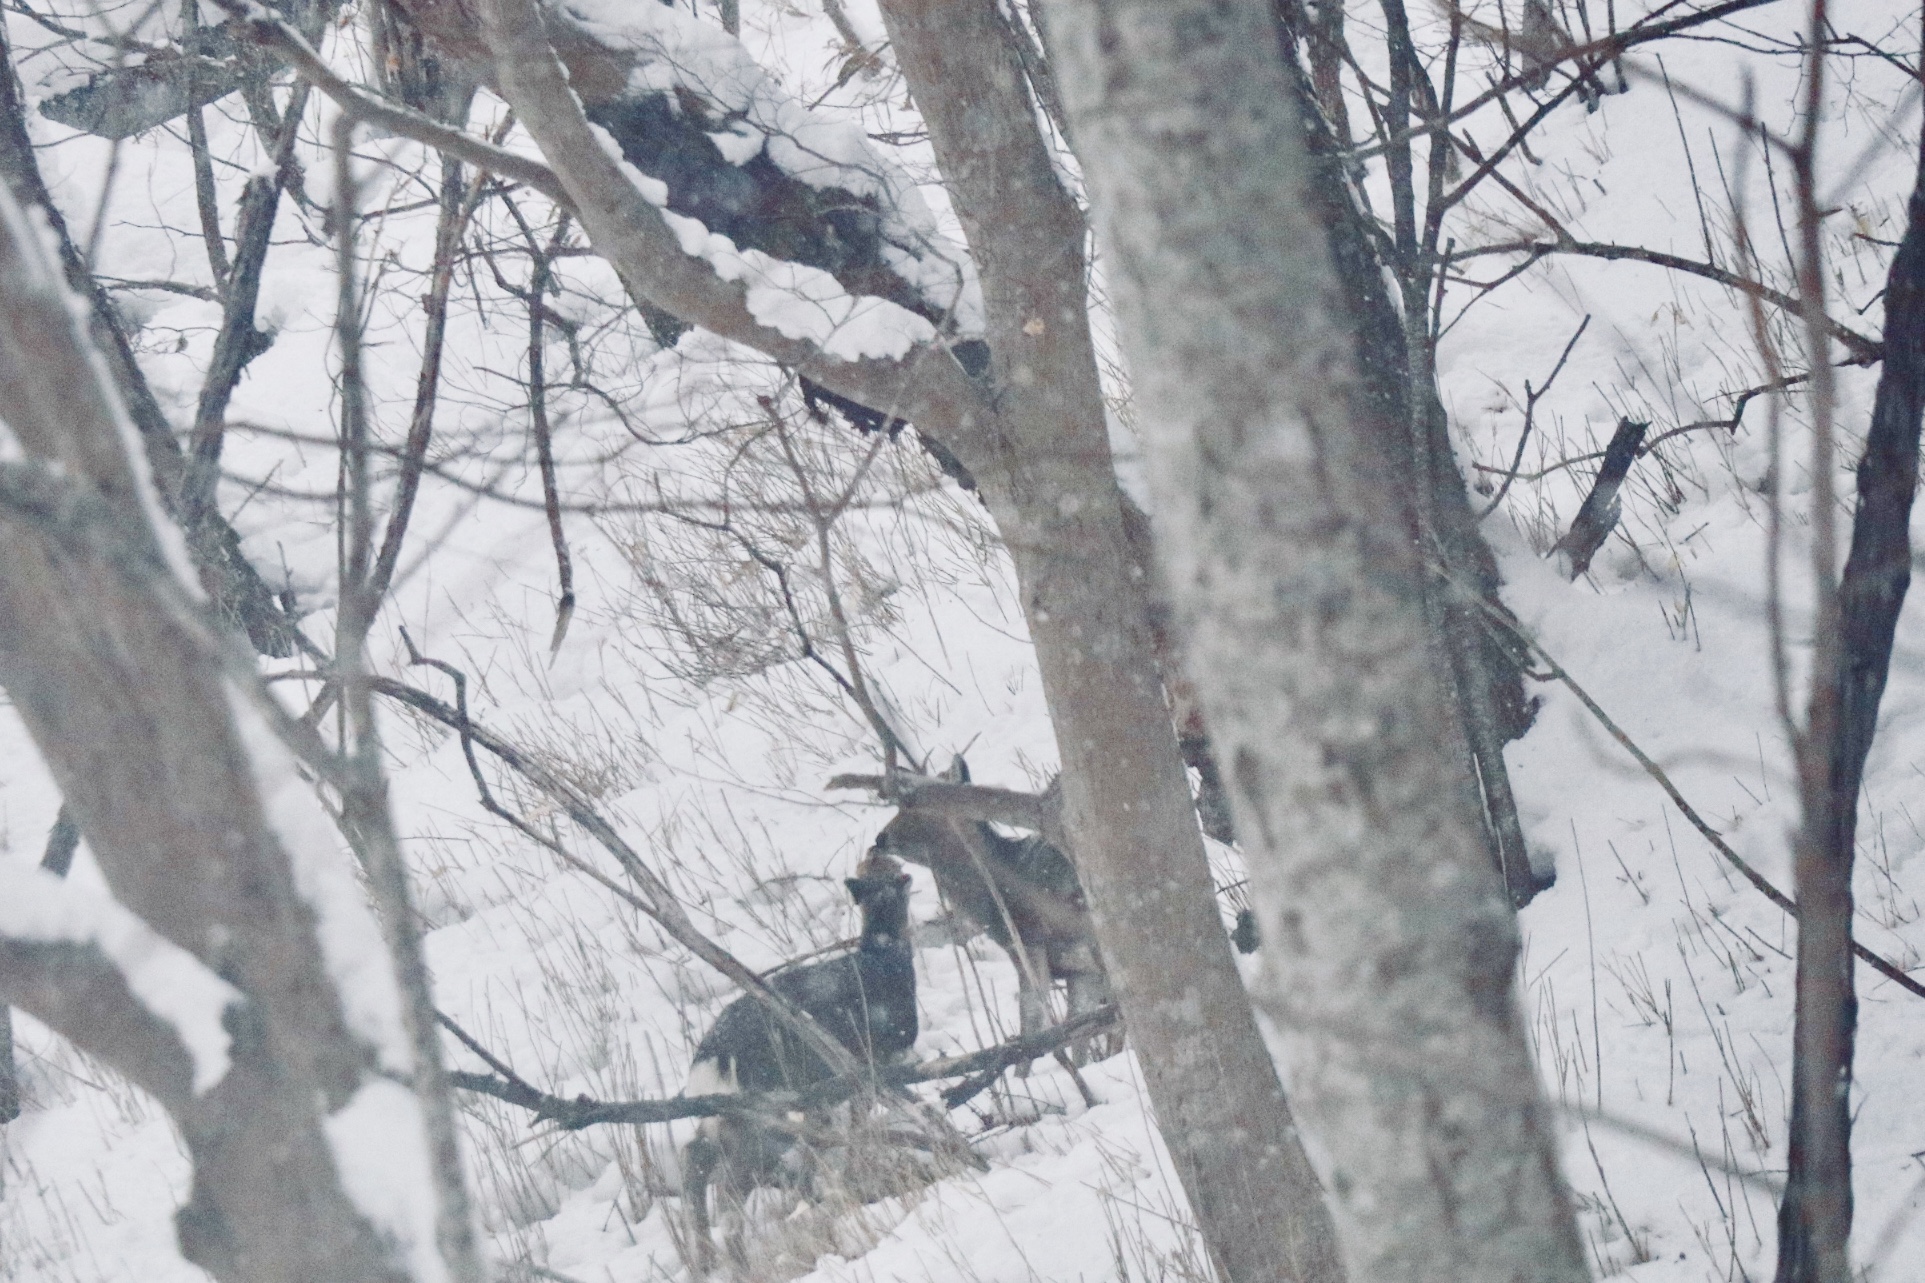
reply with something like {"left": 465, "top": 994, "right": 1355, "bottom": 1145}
{"left": 5, "top": 2, "right": 1925, "bottom": 1281}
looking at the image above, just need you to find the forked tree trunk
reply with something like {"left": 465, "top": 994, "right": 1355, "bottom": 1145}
{"left": 1039, "top": 2, "right": 1589, "bottom": 1279}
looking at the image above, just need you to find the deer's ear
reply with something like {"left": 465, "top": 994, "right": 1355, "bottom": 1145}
{"left": 845, "top": 877, "right": 864, "bottom": 898}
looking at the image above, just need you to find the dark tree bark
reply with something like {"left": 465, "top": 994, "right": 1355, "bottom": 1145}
{"left": 1774, "top": 109, "right": 1925, "bottom": 1283}
{"left": 1286, "top": 0, "right": 1542, "bottom": 906}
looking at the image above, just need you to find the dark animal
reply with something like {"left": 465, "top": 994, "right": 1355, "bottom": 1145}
{"left": 869, "top": 765, "right": 1110, "bottom": 1040}
{"left": 681, "top": 853, "right": 917, "bottom": 1273}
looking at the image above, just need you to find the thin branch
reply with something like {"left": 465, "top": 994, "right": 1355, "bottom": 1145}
{"left": 211, "top": 0, "right": 573, "bottom": 203}
{"left": 1451, "top": 582, "right": 1925, "bottom": 1001}
{"left": 180, "top": 0, "right": 229, "bottom": 291}
{"left": 1471, "top": 372, "right": 1805, "bottom": 484}
{"left": 1478, "top": 313, "right": 1589, "bottom": 517}
{"left": 449, "top": 1003, "right": 1122, "bottom": 1128}
{"left": 495, "top": 195, "right": 579, "bottom": 653}
{"left": 368, "top": 154, "right": 481, "bottom": 606}
{"left": 771, "top": 407, "right": 909, "bottom": 771}
{"left": 184, "top": 74, "right": 314, "bottom": 516}
{"left": 1448, "top": 238, "right": 1882, "bottom": 361}
{"left": 1355, "top": 0, "right": 1783, "bottom": 163}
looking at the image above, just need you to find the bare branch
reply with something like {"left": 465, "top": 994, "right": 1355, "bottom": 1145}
{"left": 211, "top": 0, "right": 574, "bottom": 204}
{"left": 449, "top": 1003, "right": 1122, "bottom": 1128}
{"left": 1449, "top": 238, "right": 1882, "bottom": 361}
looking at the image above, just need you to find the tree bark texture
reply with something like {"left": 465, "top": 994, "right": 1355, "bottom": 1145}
{"left": 1775, "top": 112, "right": 1925, "bottom": 1283}
{"left": 1271, "top": 9, "right": 1540, "bottom": 906}
{"left": 0, "top": 180, "right": 431, "bottom": 1283}
{"left": 1038, "top": 3, "right": 1589, "bottom": 1280}
{"left": 875, "top": 7, "right": 1346, "bottom": 1279}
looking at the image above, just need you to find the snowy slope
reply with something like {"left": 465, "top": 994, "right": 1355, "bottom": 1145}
{"left": 5, "top": 1, "right": 1925, "bottom": 1281}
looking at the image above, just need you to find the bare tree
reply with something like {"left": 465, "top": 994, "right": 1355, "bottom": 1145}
{"left": 1035, "top": 1, "right": 1589, "bottom": 1280}
{"left": 0, "top": 168, "right": 478, "bottom": 1283}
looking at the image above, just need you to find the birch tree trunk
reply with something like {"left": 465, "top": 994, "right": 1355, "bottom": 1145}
{"left": 1036, "top": 3, "right": 1590, "bottom": 1280}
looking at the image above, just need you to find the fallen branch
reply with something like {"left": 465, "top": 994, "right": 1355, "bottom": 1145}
{"left": 1550, "top": 417, "right": 1649, "bottom": 578}
{"left": 446, "top": 1003, "right": 1121, "bottom": 1128}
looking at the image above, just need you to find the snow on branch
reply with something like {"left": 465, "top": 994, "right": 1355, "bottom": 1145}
{"left": 392, "top": 0, "right": 980, "bottom": 334}
{"left": 463, "top": 0, "right": 983, "bottom": 438}
{"left": 0, "top": 866, "right": 239, "bottom": 1097}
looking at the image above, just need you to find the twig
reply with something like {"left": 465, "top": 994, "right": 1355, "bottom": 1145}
{"left": 1478, "top": 314, "right": 1589, "bottom": 517}
{"left": 368, "top": 154, "right": 482, "bottom": 606}
{"left": 184, "top": 74, "right": 314, "bottom": 516}
{"left": 1358, "top": 0, "right": 1780, "bottom": 163}
{"left": 179, "top": 0, "right": 229, "bottom": 292}
{"left": 769, "top": 405, "right": 910, "bottom": 771}
{"left": 498, "top": 196, "right": 577, "bottom": 653}
{"left": 210, "top": 0, "right": 573, "bottom": 206}
{"left": 1470, "top": 372, "right": 1807, "bottom": 484}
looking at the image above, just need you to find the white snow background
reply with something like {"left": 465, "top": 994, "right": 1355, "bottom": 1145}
{"left": 2, "top": 2, "right": 1924, "bottom": 1281}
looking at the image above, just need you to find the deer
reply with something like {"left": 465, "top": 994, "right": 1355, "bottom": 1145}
{"left": 867, "top": 761, "right": 1112, "bottom": 1045}
{"left": 680, "top": 851, "right": 917, "bottom": 1275}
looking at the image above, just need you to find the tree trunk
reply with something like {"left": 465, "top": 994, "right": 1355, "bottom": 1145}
{"left": 1039, "top": 2, "right": 1589, "bottom": 1279}
{"left": 1774, "top": 106, "right": 1925, "bottom": 1283}
{"left": 0, "top": 173, "right": 464, "bottom": 1283}
{"left": 873, "top": 7, "right": 1346, "bottom": 1280}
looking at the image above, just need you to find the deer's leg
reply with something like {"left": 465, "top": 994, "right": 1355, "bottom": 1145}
{"left": 1063, "top": 950, "right": 1122, "bottom": 1064}
{"left": 683, "top": 1127, "right": 723, "bottom": 1278}
{"left": 1017, "top": 958, "right": 1047, "bottom": 1039}
{"left": 1010, "top": 951, "right": 1047, "bottom": 1078}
